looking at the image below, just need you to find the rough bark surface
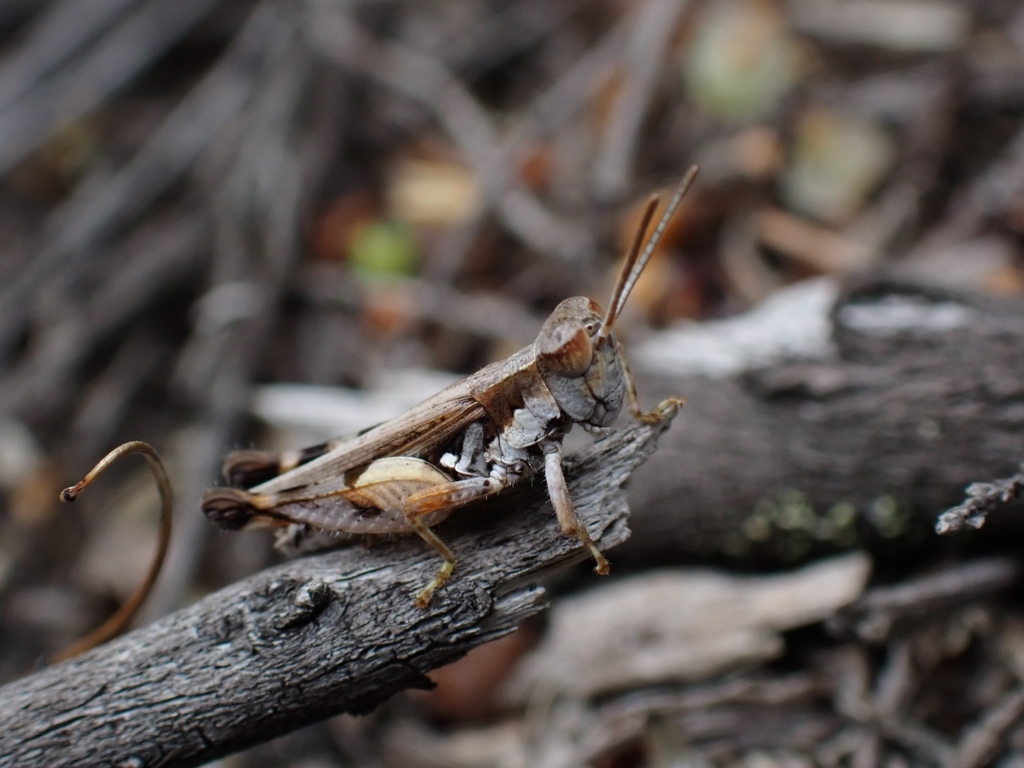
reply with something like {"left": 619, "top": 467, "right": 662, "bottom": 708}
{"left": 626, "top": 280, "right": 1024, "bottom": 561}
{"left": 0, "top": 419, "right": 671, "bottom": 768}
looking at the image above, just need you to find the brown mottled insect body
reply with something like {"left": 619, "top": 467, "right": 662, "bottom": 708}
{"left": 203, "top": 167, "right": 698, "bottom": 607}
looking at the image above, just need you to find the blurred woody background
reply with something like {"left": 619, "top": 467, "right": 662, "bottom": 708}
{"left": 2, "top": 0, "right": 1024, "bottom": 766}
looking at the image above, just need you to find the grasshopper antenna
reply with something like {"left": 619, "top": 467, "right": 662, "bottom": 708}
{"left": 599, "top": 165, "right": 699, "bottom": 339}
{"left": 602, "top": 194, "right": 659, "bottom": 336}
{"left": 51, "top": 441, "right": 172, "bottom": 663}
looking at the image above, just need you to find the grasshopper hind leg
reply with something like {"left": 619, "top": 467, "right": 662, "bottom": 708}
{"left": 616, "top": 337, "right": 684, "bottom": 424}
{"left": 404, "top": 516, "right": 457, "bottom": 608}
{"left": 402, "top": 475, "right": 502, "bottom": 607}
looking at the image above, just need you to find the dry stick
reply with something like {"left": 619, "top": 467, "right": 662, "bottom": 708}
{"left": 0, "top": 0, "right": 222, "bottom": 177}
{"left": 602, "top": 674, "right": 824, "bottom": 729}
{"left": 298, "top": 263, "right": 547, "bottom": 346}
{"left": 845, "top": 68, "right": 955, "bottom": 259}
{"left": 578, "top": 674, "right": 824, "bottom": 763}
{"left": 0, "top": 0, "right": 140, "bottom": 110}
{"left": 827, "top": 559, "right": 1019, "bottom": 643}
{"left": 438, "top": 0, "right": 590, "bottom": 80}
{"left": 0, "top": 0, "right": 36, "bottom": 29}
{"left": 70, "top": 329, "right": 168, "bottom": 459}
{"left": 0, "top": 419, "right": 670, "bottom": 768}
{"left": 428, "top": 12, "right": 631, "bottom": 280}
{"left": 505, "top": 13, "right": 630, "bottom": 153}
{"left": 591, "top": 0, "right": 691, "bottom": 201}
{"left": 40, "top": 0, "right": 285, "bottom": 265}
{"left": 910, "top": 118, "right": 1024, "bottom": 258}
{"left": 406, "top": 277, "right": 547, "bottom": 346}
{"left": 872, "top": 639, "right": 915, "bottom": 719}
{"left": 306, "top": 1, "right": 593, "bottom": 265}
{"left": 832, "top": 646, "right": 953, "bottom": 766}
{"left": 851, "top": 732, "right": 881, "bottom": 768}
{"left": 949, "top": 687, "right": 1024, "bottom": 768}
{"left": 0, "top": 0, "right": 284, "bottom": 361}
{"left": 0, "top": 214, "right": 209, "bottom": 415}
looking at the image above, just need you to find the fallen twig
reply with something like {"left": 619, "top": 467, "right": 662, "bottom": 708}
{"left": 0, "top": 0, "right": 139, "bottom": 111}
{"left": 935, "top": 465, "right": 1024, "bottom": 534}
{"left": 0, "top": 0, "right": 286, "bottom": 362}
{"left": 0, "top": 0, "right": 223, "bottom": 177}
{"left": 591, "top": 0, "right": 690, "bottom": 200}
{"left": 949, "top": 686, "right": 1024, "bottom": 768}
{"left": 828, "top": 558, "right": 1018, "bottom": 643}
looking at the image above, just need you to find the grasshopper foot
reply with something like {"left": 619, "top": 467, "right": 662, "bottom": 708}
{"left": 635, "top": 396, "right": 685, "bottom": 423}
{"left": 576, "top": 525, "right": 610, "bottom": 575}
{"left": 414, "top": 559, "right": 455, "bottom": 608}
{"left": 588, "top": 543, "right": 611, "bottom": 575}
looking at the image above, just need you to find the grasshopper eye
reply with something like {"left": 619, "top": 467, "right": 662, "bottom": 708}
{"left": 538, "top": 320, "right": 593, "bottom": 378}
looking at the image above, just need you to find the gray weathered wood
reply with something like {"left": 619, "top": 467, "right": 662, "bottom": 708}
{"left": 0, "top": 417, "right": 672, "bottom": 768}
{"left": 626, "top": 279, "right": 1024, "bottom": 561}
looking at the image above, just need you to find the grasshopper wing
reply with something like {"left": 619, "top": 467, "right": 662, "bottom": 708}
{"left": 249, "top": 377, "right": 490, "bottom": 502}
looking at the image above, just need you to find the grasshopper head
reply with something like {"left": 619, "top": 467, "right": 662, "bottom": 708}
{"left": 537, "top": 167, "right": 698, "bottom": 428}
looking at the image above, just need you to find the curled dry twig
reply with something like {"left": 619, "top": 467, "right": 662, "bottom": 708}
{"left": 51, "top": 441, "right": 173, "bottom": 663}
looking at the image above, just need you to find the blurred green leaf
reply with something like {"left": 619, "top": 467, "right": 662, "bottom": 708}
{"left": 348, "top": 220, "right": 419, "bottom": 280}
{"left": 782, "top": 106, "right": 895, "bottom": 223}
{"left": 685, "top": 0, "right": 803, "bottom": 123}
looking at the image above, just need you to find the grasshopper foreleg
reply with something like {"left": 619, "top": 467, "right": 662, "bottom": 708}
{"left": 541, "top": 439, "right": 610, "bottom": 575}
{"left": 616, "top": 337, "right": 684, "bottom": 423}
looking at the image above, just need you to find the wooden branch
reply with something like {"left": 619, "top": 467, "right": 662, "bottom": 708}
{"left": 625, "top": 278, "right": 1024, "bottom": 562}
{"left": 0, "top": 418, "right": 672, "bottom": 768}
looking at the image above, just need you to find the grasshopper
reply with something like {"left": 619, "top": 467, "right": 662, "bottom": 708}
{"left": 202, "top": 166, "right": 698, "bottom": 607}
